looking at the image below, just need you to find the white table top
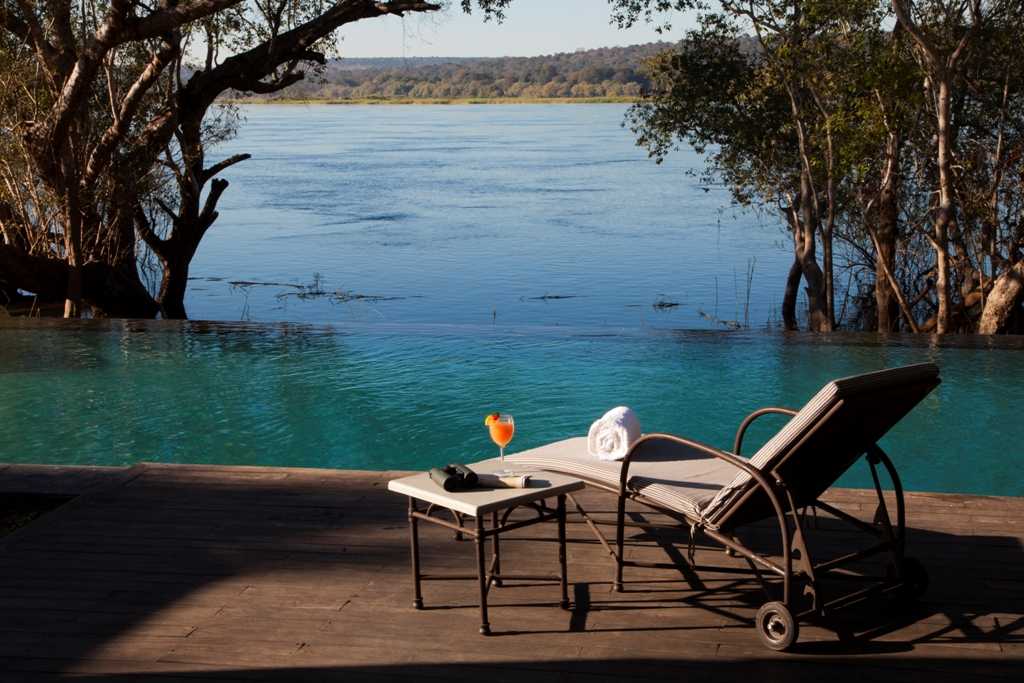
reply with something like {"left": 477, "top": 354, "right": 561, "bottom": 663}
{"left": 387, "top": 458, "right": 584, "bottom": 517}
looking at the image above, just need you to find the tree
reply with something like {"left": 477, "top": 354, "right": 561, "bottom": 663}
{"left": 0, "top": 1, "right": 451, "bottom": 318}
{"left": 891, "top": 1, "right": 978, "bottom": 333}
{"left": 950, "top": 4, "right": 1024, "bottom": 333}
{"left": 628, "top": 4, "right": 853, "bottom": 332}
{"left": 846, "top": 26, "right": 924, "bottom": 333}
{"left": 629, "top": 0, "right": 1024, "bottom": 333}
{"left": 891, "top": 0, "right": 1024, "bottom": 333}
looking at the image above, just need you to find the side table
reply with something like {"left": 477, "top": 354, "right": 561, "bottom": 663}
{"left": 387, "top": 461, "right": 584, "bottom": 634}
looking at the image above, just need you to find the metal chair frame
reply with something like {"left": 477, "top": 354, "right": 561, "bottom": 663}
{"left": 566, "top": 405, "right": 915, "bottom": 631}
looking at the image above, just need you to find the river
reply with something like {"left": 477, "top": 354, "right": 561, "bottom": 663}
{"left": 187, "top": 104, "right": 792, "bottom": 329}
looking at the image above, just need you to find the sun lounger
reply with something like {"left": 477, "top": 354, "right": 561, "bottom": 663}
{"left": 508, "top": 363, "right": 940, "bottom": 650}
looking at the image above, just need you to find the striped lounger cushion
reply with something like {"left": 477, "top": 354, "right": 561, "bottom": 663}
{"left": 702, "top": 363, "right": 939, "bottom": 524}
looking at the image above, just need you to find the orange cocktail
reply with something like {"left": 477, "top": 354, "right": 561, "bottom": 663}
{"left": 490, "top": 421, "right": 514, "bottom": 448}
{"left": 484, "top": 413, "right": 515, "bottom": 463}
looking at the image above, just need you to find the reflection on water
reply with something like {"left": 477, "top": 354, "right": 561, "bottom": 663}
{"left": 1, "top": 319, "right": 1020, "bottom": 497}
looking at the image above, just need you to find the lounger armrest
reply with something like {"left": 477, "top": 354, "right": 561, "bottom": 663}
{"left": 732, "top": 407, "right": 799, "bottom": 456}
{"left": 620, "top": 433, "right": 795, "bottom": 579}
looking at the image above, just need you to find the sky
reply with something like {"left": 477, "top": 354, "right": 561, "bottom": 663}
{"left": 337, "top": 1, "right": 693, "bottom": 58}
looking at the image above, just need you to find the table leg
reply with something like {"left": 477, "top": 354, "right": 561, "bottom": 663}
{"left": 475, "top": 515, "right": 491, "bottom": 635}
{"left": 491, "top": 510, "right": 502, "bottom": 587}
{"left": 408, "top": 497, "right": 423, "bottom": 609}
{"left": 557, "top": 494, "right": 570, "bottom": 609}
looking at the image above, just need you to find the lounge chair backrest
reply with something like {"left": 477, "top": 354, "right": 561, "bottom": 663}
{"left": 703, "top": 363, "right": 940, "bottom": 530}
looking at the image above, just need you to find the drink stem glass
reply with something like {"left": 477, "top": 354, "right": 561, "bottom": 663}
{"left": 488, "top": 414, "right": 514, "bottom": 466}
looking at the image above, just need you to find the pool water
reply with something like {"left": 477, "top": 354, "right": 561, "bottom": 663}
{"left": 0, "top": 319, "right": 1020, "bottom": 497}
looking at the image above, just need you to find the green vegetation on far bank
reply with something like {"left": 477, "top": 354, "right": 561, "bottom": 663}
{"left": 225, "top": 43, "right": 669, "bottom": 103}
{"left": 222, "top": 96, "right": 636, "bottom": 106}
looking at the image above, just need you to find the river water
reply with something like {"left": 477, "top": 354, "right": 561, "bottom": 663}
{"left": 187, "top": 104, "right": 792, "bottom": 329}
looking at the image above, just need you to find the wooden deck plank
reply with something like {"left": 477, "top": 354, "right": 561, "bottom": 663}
{"left": 0, "top": 462, "right": 1021, "bottom": 681}
{"left": 0, "top": 463, "right": 134, "bottom": 495}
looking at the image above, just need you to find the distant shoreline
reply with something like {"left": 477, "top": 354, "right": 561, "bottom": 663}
{"left": 221, "top": 96, "right": 636, "bottom": 106}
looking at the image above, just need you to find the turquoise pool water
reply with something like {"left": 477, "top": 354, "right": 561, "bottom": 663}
{"left": 1, "top": 319, "right": 1021, "bottom": 496}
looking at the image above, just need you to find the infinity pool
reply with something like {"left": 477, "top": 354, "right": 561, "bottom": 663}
{"left": 1, "top": 319, "right": 1020, "bottom": 496}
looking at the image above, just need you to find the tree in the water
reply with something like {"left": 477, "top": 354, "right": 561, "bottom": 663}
{"left": 628, "top": 0, "right": 1024, "bottom": 333}
{"left": 627, "top": 3, "right": 867, "bottom": 332}
{"left": 891, "top": 0, "right": 1024, "bottom": 334}
{"left": 0, "top": 1, "right": 455, "bottom": 318}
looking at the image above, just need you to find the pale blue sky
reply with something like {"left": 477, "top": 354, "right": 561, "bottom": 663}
{"left": 338, "top": 1, "right": 693, "bottom": 58}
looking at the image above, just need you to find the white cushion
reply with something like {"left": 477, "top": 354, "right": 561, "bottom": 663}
{"left": 508, "top": 436, "right": 739, "bottom": 520}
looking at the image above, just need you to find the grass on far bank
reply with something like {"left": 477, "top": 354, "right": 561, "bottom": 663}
{"left": 221, "top": 96, "right": 636, "bottom": 106}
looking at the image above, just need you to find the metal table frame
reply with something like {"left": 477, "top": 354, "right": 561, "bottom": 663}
{"left": 405, "top": 494, "right": 570, "bottom": 635}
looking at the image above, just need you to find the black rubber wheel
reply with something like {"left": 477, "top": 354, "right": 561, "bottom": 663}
{"left": 755, "top": 601, "right": 799, "bottom": 651}
{"left": 900, "top": 557, "right": 929, "bottom": 600}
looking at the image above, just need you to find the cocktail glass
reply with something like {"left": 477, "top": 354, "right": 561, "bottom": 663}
{"left": 487, "top": 414, "right": 515, "bottom": 464}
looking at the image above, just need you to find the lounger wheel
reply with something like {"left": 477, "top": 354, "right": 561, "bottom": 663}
{"left": 899, "top": 557, "right": 929, "bottom": 600}
{"left": 755, "top": 601, "right": 799, "bottom": 651}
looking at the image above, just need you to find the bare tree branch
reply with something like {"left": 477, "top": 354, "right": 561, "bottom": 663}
{"left": 83, "top": 37, "right": 180, "bottom": 191}
{"left": 133, "top": 203, "right": 166, "bottom": 257}
{"left": 203, "top": 153, "right": 252, "bottom": 182}
{"left": 198, "top": 177, "right": 229, "bottom": 230}
{"left": 891, "top": 0, "right": 938, "bottom": 68}
{"left": 12, "top": 0, "right": 62, "bottom": 76}
{"left": 120, "top": 0, "right": 246, "bottom": 42}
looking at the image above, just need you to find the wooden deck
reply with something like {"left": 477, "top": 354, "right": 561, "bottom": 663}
{"left": 0, "top": 462, "right": 1021, "bottom": 681}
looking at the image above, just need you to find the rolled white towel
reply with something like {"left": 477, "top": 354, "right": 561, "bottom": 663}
{"left": 587, "top": 406, "right": 642, "bottom": 461}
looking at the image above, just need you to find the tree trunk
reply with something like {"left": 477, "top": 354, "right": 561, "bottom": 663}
{"left": 0, "top": 243, "right": 158, "bottom": 317}
{"left": 978, "top": 261, "right": 1024, "bottom": 334}
{"left": 63, "top": 267, "right": 82, "bottom": 318}
{"left": 874, "top": 229, "right": 899, "bottom": 332}
{"left": 933, "top": 77, "right": 954, "bottom": 333}
{"left": 891, "top": 2, "right": 970, "bottom": 334}
{"left": 64, "top": 192, "right": 83, "bottom": 318}
{"left": 875, "top": 143, "right": 901, "bottom": 332}
{"left": 782, "top": 256, "right": 802, "bottom": 330}
{"left": 797, "top": 171, "right": 831, "bottom": 332}
{"left": 159, "top": 256, "right": 190, "bottom": 319}
{"left": 801, "top": 257, "right": 831, "bottom": 332}
{"left": 143, "top": 116, "right": 239, "bottom": 320}
{"left": 822, "top": 227, "right": 834, "bottom": 326}
{"left": 820, "top": 113, "right": 837, "bottom": 327}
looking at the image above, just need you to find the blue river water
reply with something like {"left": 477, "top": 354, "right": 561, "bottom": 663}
{"left": 186, "top": 104, "right": 792, "bottom": 328}
{"left": 1, "top": 319, "right": 1020, "bottom": 497}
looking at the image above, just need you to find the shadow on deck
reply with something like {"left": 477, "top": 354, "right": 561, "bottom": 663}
{"left": 0, "top": 463, "right": 1021, "bottom": 681}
